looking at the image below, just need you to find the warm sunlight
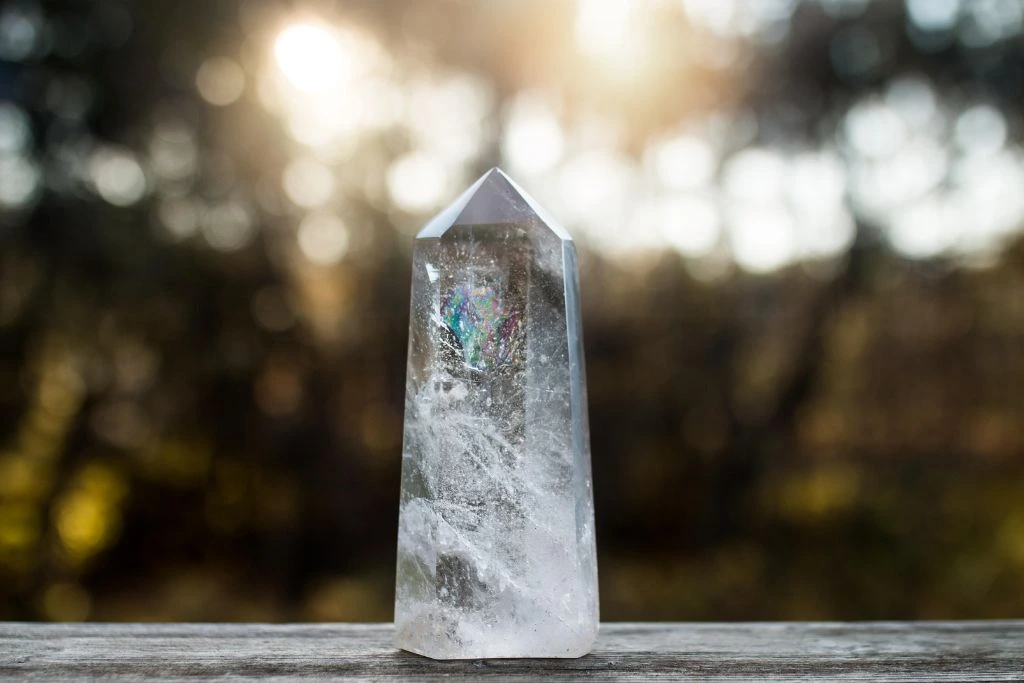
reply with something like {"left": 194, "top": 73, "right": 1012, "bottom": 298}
{"left": 273, "top": 22, "right": 349, "bottom": 93}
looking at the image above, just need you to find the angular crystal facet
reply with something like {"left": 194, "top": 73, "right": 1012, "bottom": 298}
{"left": 394, "top": 168, "right": 598, "bottom": 659}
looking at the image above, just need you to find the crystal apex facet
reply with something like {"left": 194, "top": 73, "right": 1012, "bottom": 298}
{"left": 418, "top": 167, "right": 573, "bottom": 241}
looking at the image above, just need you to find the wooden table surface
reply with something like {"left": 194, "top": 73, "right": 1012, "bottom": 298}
{"left": 1, "top": 621, "right": 1022, "bottom": 681}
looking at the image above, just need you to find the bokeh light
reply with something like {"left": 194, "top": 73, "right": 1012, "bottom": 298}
{"left": 283, "top": 157, "right": 334, "bottom": 208}
{"left": 157, "top": 197, "right": 201, "bottom": 240}
{"left": 196, "top": 57, "right": 246, "bottom": 106}
{"left": 649, "top": 134, "right": 718, "bottom": 191}
{"left": 201, "top": 201, "right": 254, "bottom": 251}
{"left": 0, "top": 156, "right": 40, "bottom": 210}
{"left": 298, "top": 213, "right": 349, "bottom": 266}
{"left": 501, "top": 93, "right": 565, "bottom": 177}
{"left": 660, "top": 195, "right": 721, "bottom": 257}
{"left": 387, "top": 152, "right": 450, "bottom": 214}
{"left": 906, "top": 0, "right": 959, "bottom": 33}
{"left": 88, "top": 147, "right": 147, "bottom": 207}
{"left": 0, "top": 4, "right": 42, "bottom": 62}
{"left": 955, "top": 105, "right": 1006, "bottom": 155}
{"left": 0, "top": 103, "right": 30, "bottom": 153}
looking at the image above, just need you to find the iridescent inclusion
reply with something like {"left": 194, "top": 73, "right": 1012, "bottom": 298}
{"left": 441, "top": 282, "right": 522, "bottom": 370}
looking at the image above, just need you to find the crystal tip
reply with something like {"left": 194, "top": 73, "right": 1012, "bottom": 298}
{"left": 417, "top": 167, "right": 571, "bottom": 240}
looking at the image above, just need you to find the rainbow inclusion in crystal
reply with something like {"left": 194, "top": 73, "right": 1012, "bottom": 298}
{"left": 441, "top": 283, "right": 522, "bottom": 370}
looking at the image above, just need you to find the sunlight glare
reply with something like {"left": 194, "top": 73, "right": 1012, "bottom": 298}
{"left": 274, "top": 23, "right": 349, "bottom": 93}
{"left": 575, "top": 0, "right": 633, "bottom": 56}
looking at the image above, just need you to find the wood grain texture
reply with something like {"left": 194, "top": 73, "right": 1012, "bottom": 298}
{"left": 1, "top": 621, "right": 1022, "bottom": 681}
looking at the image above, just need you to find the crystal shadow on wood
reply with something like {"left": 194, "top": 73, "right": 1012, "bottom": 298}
{"left": 394, "top": 168, "right": 598, "bottom": 659}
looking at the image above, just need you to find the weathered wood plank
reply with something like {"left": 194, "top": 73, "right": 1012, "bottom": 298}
{"left": 0, "top": 621, "right": 1021, "bottom": 681}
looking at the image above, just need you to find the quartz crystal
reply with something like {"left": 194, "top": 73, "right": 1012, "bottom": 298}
{"left": 394, "top": 168, "right": 598, "bottom": 659}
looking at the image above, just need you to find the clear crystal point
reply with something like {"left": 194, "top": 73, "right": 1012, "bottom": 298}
{"left": 395, "top": 168, "right": 598, "bottom": 659}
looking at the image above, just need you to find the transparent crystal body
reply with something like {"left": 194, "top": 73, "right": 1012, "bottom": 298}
{"left": 395, "top": 169, "right": 598, "bottom": 659}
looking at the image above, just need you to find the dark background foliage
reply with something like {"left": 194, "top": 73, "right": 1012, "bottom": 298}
{"left": 2, "top": 0, "right": 1024, "bottom": 622}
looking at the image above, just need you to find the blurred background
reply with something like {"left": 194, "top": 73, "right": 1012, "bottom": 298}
{"left": 2, "top": 0, "right": 1024, "bottom": 624}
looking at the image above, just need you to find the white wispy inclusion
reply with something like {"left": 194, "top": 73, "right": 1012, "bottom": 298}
{"left": 395, "top": 169, "right": 598, "bottom": 659}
